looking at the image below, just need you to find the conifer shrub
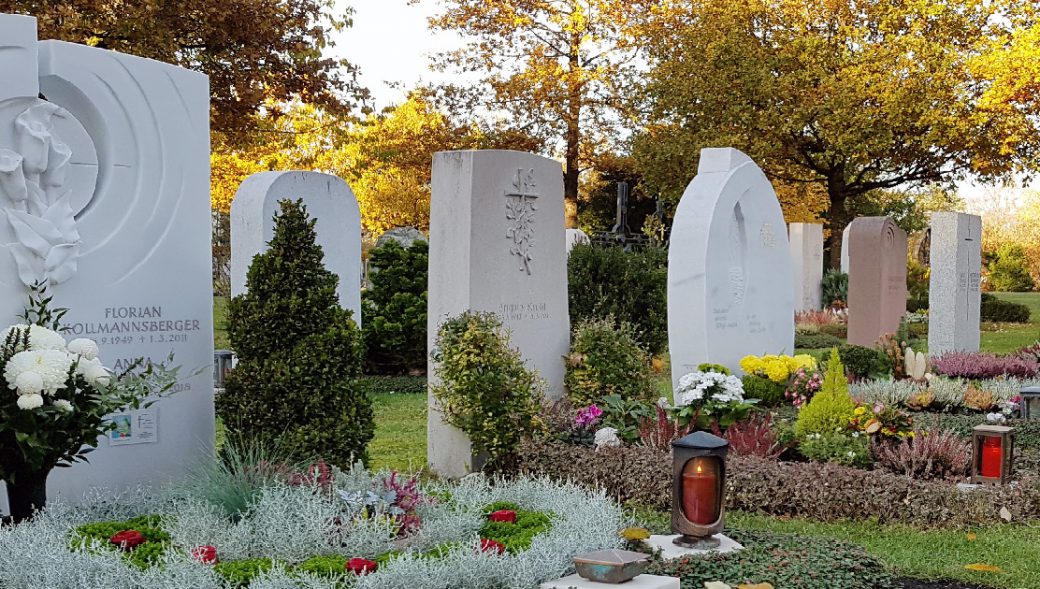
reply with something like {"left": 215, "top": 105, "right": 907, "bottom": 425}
{"left": 362, "top": 239, "right": 428, "bottom": 374}
{"left": 568, "top": 245, "right": 668, "bottom": 354}
{"left": 565, "top": 318, "right": 655, "bottom": 407}
{"left": 795, "top": 349, "right": 856, "bottom": 437}
{"left": 431, "top": 311, "right": 544, "bottom": 468}
{"left": 217, "top": 199, "right": 373, "bottom": 468}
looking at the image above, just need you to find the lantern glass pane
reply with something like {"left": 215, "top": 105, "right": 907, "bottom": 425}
{"left": 1026, "top": 396, "right": 1040, "bottom": 419}
{"left": 680, "top": 457, "right": 721, "bottom": 525}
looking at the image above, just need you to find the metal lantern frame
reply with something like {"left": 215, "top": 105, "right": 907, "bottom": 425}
{"left": 671, "top": 431, "right": 729, "bottom": 549}
{"left": 971, "top": 424, "right": 1015, "bottom": 485}
{"left": 1021, "top": 386, "right": 1040, "bottom": 420}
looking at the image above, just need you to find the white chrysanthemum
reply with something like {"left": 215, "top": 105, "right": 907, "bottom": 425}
{"left": 13, "top": 370, "right": 44, "bottom": 394}
{"left": 67, "top": 338, "right": 100, "bottom": 360}
{"left": 53, "top": 399, "right": 73, "bottom": 412}
{"left": 1, "top": 324, "right": 66, "bottom": 352}
{"left": 76, "top": 357, "right": 112, "bottom": 387}
{"left": 16, "top": 393, "right": 44, "bottom": 410}
{"left": 593, "top": 427, "right": 621, "bottom": 449}
{"left": 4, "top": 349, "right": 73, "bottom": 395}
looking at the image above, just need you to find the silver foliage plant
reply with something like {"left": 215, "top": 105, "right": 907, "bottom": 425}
{"left": 0, "top": 469, "right": 622, "bottom": 589}
{"left": 850, "top": 376, "right": 1040, "bottom": 409}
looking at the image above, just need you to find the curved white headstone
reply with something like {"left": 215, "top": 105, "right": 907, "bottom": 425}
{"left": 668, "top": 148, "right": 794, "bottom": 384}
{"left": 0, "top": 15, "right": 214, "bottom": 509}
{"left": 565, "top": 227, "right": 590, "bottom": 254}
{"left": 231, "top": 171, "right": 362, "bottom": 324}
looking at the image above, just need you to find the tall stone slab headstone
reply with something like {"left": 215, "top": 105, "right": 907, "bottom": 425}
{"left": 231, "top": 171, "right": 361, "bottom": 323}
{"left": 427, "top": 150, "right": 569, "bottom": 478}
{"left": 789, "top": 223, "right": 824, "bottom": 311}
{"left": 667, "top": 148, "right": 794, "bottom": 385}
{"left": 847, "top": 217, "right": 907, "bottom": 346}
{"left": 840, "top": 224, "right": 852, "bottom": 273}
{"left": 0, "top": 15, "right": 213, "bottom": 509}
{"left": 928, "top": 212, "right": 982, "bottom": 355}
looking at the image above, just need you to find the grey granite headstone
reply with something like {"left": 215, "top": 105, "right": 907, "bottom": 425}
{"left": 928, "top": 212, "right": 981, "bottom": 354}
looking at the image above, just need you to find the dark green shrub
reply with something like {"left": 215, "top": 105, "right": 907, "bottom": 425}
{"left": 568, "top": 245, "right": 668, "bottom": 354}
{"left": 980, "top": 292, "right": 1031, "bottom": 323}
{"left": 362, "top": 240, "right": 428, "bottom": 374}
{"left": 988, "top": 244, "right": 1035, "bottom": 292}
{"left": 431, "top": 311, "right": 544, "bottom": 467}
{"left": 217, "top": 199, "right": 374, "bottom": 468}
{"left": 565, "top": 318, "right": 654, "bottom": 407}
{"left": 798, "top": 432, "right": 872, "bottom": 468}
{"left": 646, "top": 530, "right": 893, "bottom": 589}
{"left": 820, "top": 269, "right": 848, "bottom": 307}
{"left": 794, "top": 332, "right": 843, "bottom": 350}
{"left": 741, "top": 375, "right": 786, "bottom": 407}
{"left": 838, "top": 344, "right": 886, "bottom": 379}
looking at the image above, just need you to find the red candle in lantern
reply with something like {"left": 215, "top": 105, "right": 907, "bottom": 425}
{"left": 681, "top": 457, "right": 719, "bottom": 525}
{"left": 980, "top": 436, "right": 1003, "bottom": 478}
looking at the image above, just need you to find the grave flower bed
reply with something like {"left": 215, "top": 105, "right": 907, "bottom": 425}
{"left": 0, "top": 469, "right": 623, "bottom": 589}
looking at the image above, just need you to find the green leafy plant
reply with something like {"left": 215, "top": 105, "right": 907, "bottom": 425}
{"left": 837, "top": 344, "right": 887, "bottom": 379}
{"left": 987, "top": 244, "right": 1035, "bottom": 292}
{"left": 362, "top": 240, "right": 428, "bottom": 374}
{"left": 565, "top": 318, "right": 655, "bottom": 407}
{"left": 600, "top": 393, "right": 655, "bottom": 443}
{"left": 820, "top": 269, "right": 848, "bottom": 307}
{"left": 741, "top": 374, "right": 787, "bottom": 407}
{"left": 430, "top": 311, "right": 544, "bottom": 468}
{"left": 72, "top": 515, "right": 170, "bottom": 569}
{"left": 799, "top": 431, "right": 872, "bottom": 468}
{"left": 214, "top": 558, "right": 277, "bottom": 587}
{"left": 795, "top": 349, "right": 856, "bottom": 438}
{"left": 568, "top": 245, "right": 668, "bottom": 354}
{"left": 479, "top": 501, "right": 554, "bottom": 553}
{"left": 217, "top": 199, "right": 373, "bottom": 468}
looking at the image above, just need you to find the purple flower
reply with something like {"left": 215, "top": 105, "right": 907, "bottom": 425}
{"left": 575, "top": 405, "right": 603, "bottom": 428}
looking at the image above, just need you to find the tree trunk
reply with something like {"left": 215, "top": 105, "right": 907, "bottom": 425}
{"left": 826, "top": 182, "right": 850, "bottom": 270}
{"left": 5, "top": 469, "right": 49, "bottom": 524}
{"left": 563, "top": 31, "right": 582, "bottom": 230}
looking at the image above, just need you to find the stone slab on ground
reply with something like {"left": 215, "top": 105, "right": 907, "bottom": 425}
{"left": 647, "top": 534, "right": 744, "bottom": 560}
{"left": 540, "top": 573, "right": 680, "bottom": 589}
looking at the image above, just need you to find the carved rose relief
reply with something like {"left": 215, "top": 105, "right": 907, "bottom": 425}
{"left": 0, "top": 102, "right": 81, "bottom": 287}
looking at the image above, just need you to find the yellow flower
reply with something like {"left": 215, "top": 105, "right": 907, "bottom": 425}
{"left": 854, "top": 406, "right": 867, "bottom": 416}
{"left": 792, "top": 354, "right": 817, "bottom": 370}
{"left": 739, "top": 356, "right": 761, "bottom": 374}
{"left": 765, "top": 361, "right": 788, "bottom": 383}
{"left": 620, "top": 527, "right": 650, "bottom": 541}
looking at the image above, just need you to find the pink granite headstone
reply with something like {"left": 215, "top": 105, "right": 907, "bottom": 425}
{"left": 847, "top": 217, "right": 907, "bottom": 346}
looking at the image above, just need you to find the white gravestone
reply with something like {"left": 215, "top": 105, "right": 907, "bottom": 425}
{"left": 667, "top": 148, "right": 794, "bottom": 384}
{"left": 231, "top": 171, "right": 361, "bottom": 323}
{"left": 566, "top": 227, "right": 590, "bottom": 254}
{"left": 789, "top": 223, "right": 824, "bottom": 311}
{"left": 0, "top": 15, "right": 213, "bottom": 509}
{"left": 427, "top": 150, "right": 569, "bottom": 478}
{"left": 840, "top": 224, "right": 852, "bottom": 273}
{"left": 928, "top": 212, "right": 982, "bottom": 355}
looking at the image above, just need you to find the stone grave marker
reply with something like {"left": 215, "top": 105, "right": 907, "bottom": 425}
{"left": 231, "top": 171, "right": 361, "bottom": 323}
{"left": 847, "top": 216, "right": 907, "bottom": 346}
{"left": 0, "top": 14, "right": 213, "bottom": 509}
{"left": 789, "top": 223, "right": 824, "bottom": 311}
{"left": 427, "top": 150, "right": 569, "bottom": 477}
{"left": 840, "top": 224, "right": 852, "bottom": 273}
{"left": 667, "top": 148, "right": 794, "bottom": 384}
{"left": 928, "top": 212, "right": 982, "bottom": 354}
{"left": 566, "top": 227, "right": 590, "bottom": 253}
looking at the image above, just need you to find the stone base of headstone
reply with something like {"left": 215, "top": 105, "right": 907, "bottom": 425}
{"left": 647, "top": 534, "right": 744, "bottom": 559}
{"left": 540, "top": 574, "right": 680, "bottom": 589}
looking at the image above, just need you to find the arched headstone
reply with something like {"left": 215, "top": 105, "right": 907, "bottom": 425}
{"left": 231, "top": 171, "right": 361, "bottom": 324}
{"left": 847, "top": 216, "right": 907, "bottom": 346}
{"left": 0, "top": 14, "right": 213, "bottom": 509}
{"left": 565, "top": 227, "right": 590, "bottom": 253}
{"left": 667, "top": 148, "right": 794, "bottom": 384}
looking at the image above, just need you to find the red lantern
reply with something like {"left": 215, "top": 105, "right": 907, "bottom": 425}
{"left": 671, "top": 431, "right": 728, "bottom": 549}
{"left": 972, "top": 424, "right": 1014, "bottom": 484}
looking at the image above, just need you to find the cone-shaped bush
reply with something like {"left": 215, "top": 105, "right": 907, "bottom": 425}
{"left": 795, "top": 348, "right": 856, "bottom": 437}
{"left": 217, "top": 199, "right": 373, "bottom": 467}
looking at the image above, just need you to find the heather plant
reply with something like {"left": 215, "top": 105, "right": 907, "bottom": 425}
{"left": 849, "top": 378, "right": 925, "bottom": 407}
{"left": 1019, "top": 341, "right": 1040, "bottom": 363}
{"left": 430, "top": 311, "right": 544, "bottom": 468}
{"left": 637, "top": 404, "right": 691, "bottom": 451}
{"left": 874, "top": 429, "right": 970, "bottom": 480}
{"left": 795, "top": 349, "right": 857, "bottom": 438}
{"left": 565, "top": 318, "right": 655, "bottom": 407}
{"left": 931, "top": 351, "right": 1039, "bottom": 380}
{"left": 928, "top": 376, "right": 970, "bottom": 408}
{"left": 218, "top": 199, "right": 373, "bottom": 468}
{"left": 962, "top": 385, "right": 996, "bottom": 412}
{"left": 714, "top": 413, "right": 790, "bottom": 459}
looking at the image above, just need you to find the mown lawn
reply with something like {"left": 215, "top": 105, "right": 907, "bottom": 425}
{"left": 368, "top": 391, "right": 427, "bottom": 472}
{"left": 980, "top": 292, "right": 1040, "bottom": 354}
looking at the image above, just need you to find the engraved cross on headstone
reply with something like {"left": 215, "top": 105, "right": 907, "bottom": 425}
{"left": 505, "top": 168, "right": 538, "bottom": 274}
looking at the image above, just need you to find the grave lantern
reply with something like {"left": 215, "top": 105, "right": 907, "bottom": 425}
{"left": 671, "top": 431, "right": 728, "bottom": 549}
{"left": 1021, "top": 386, "right": 1040, "bottom": 420}
{"left": 971, "top": 424, "right": 1014, "bottom": 484}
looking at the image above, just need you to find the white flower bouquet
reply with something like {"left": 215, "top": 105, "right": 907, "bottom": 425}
{"left": 1, "top": 286, "right": 179, "bottom": 523}
{"left": 672, "top": 368, "right": 756, "bottom": 430}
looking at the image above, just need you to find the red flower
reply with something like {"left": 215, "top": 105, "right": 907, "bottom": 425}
{"left": 480, "top": 538, "right": 506, "bottom": 554}
{"left": 346, "top": 557, "right": 378, "bottom": 575}
{"left": 191, "top": 545, "right": 218, "bottom": 565}
{"left": 109, "top": 530, "right": 147, "bottom": 551}
{"left": 488, "top": 509, "right": 517, "bottom": 524}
